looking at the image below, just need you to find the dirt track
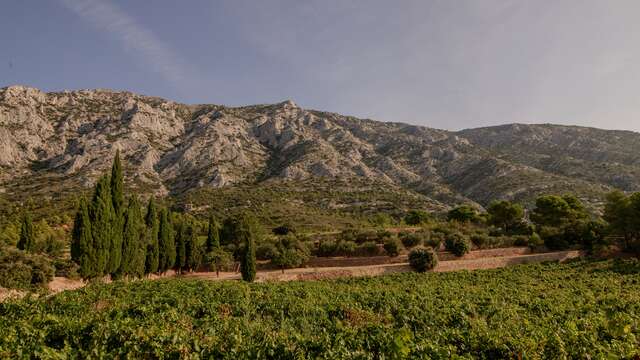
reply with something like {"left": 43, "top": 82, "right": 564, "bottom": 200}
{"left": 0, "top": 248, "right": 586, "bottom": 301}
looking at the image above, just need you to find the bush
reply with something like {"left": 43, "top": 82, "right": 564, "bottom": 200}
{"left": 355, "top": 230, "right": 378, "bottom": 244}
{"left": 383, "top": 238, "right": 401, "bottom": 257}
{"left": 399, "top": 232, "right": 422, "bottom": 249}
{"left": 0, "top": 247, "right": 54, "bottom": 289}
{"left": 272, "top": 236, "right": 310, "bottom": 271}
{"left": 339, "top": 229, "right": 358, "bottom": 242}
{"left": 256, "top": 242, "right": 279, "bottom": 260}
{"left": 317, "top": 240, "right": 338, "bottom": 257}
{"left": 404, "top": 210, "right": 430, "bottom": 225}
{"left": 529, "top": 232, "right": 543, "bottom": 248}
{"left": 445, "top": 233, "right": 470, "bottom": 257}
{"left": 336, "top": 241, "right": 357, "bottom": 256}
{"left": 470, "top": 234, "right": 490, "bottom": 248}
{"left": 376, "top": 230, "right": 393, "bottom": 243}
{"left": 513, "top": 235, "right": 529, "bottom": 247}
{"left": 272, "top": 224, "right": 295, "bottom": 236}
{"left": 408, "top": 247, "right": 438, "bottom": 272}
{"left": 52, "top": 258, "right": 80, "bottom": 279}
{"left": 426, "top": 232, "right": 444, "bottom": 250}
{"left": 206, "top": 248, "right": 234, "bottom": 276}
{"left": 356, "top": 241, "right": 380, "bottom": 256}
{"left": 272, "top": 248, "right": 308, "bottom": 271}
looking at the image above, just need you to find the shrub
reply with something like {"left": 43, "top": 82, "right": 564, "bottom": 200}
{"left": 529, "top": 232, "right": 543, "bottom": 248}
{"left": 0, "top": 247, "right": 54, "bottom": 289}
{"left": 340, "top": 229, "right": 358, "bottom": 242}
{"left": 256, "top": 242, "right": 279, "bottom": 260}
{"left": 317, "top": 241, "right": 337, "bottom": 257}
{"left": 272, "top": 248, "right": 308, "bottom": 272}
{"left": 445, "top": 233, "right": 470, "bottom": 257}
{"left": 408, "top": 247, "right": 438, "bottom": 272}
{"left": 336, "top": 241, "right": 357, "bottom": 256}
{"left": 52, "top": 258, "right": 80, "bottom": 279}
{"left": 447, "top": 205, "right": 479, "bottom": 223}
{"left": 426, "top": 232, "right": 444, "bottom": 250}
{"left": 513, "top": 235, "right": 529, "bottom": 247}
{"left": 356, "top": 241, "right": 380, "bottom": 256}
{"left": 383, "top": 238, "right": 401, "bottom": 257}
{"left": 355, "top": 230, "right": 378, "bottom": 244}
{"left": 470, "top": 234, "right": 490, "bottom": 248}
{"left": 399, "top": 232, "right": 422, "bottom": 249}
{"left": 272, "top": 224, "right": 295, "bottom": 236}
{"left": 376, "top": 230, "right": 393, "bottom": 243}
{"left": 206, "top": 248, "right": 234, "bottom": 276}
{"left": 404, "top": 210, "right": 430, "bottom": 225}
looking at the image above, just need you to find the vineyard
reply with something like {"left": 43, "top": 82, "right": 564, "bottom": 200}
{"left": 1, "top": 259, "right": 639, "bottom": 358}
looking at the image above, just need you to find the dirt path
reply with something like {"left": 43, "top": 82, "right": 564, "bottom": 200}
{"left": 0, "top": 249, "right": 587, "bottom": 301}
{"left": 186, "top": 249, "right": 586, "bottom": 282}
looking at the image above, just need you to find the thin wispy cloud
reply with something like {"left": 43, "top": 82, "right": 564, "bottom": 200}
{"left": 59, "top": 0, "right": 191, "bottom": 90}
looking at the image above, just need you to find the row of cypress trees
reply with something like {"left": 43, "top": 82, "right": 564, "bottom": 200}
{"left": 70, "top": 151, "right": 257, "bottom": 280}
{"left": 70, "top": 152, "right": 178, "bottom": 279}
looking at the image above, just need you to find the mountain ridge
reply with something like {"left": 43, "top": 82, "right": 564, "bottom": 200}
{"left": 1, "top": 85, "right": 638, "bottom": 214}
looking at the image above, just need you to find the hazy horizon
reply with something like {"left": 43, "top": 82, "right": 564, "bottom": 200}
{"left": 2, "top": 0, "right": 639, "bottom": 132}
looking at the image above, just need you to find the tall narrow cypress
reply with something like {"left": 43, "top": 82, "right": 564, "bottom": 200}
{"left": 174, "top": 220, "right": 186, "bottom": 274}
{"left": 184, "top": 222, "right": 202, "bottom": 272}
{"left": 239, "top": 215, "right": 257, "bottom": 282}
{"left": 157, "top": 209, "right": 175, "bottom": 273}
{"left": 120, "top": 196, "right": 145, "bottom": 278}
{"left": 206, "top": 215, "right": 220, "bottom": 252}
{"left": 17, "top": 211, "right": 35, "bottom": 253}
{"left": 71, "top": 197, "right": 95, "bottom": 279}
{"left": 108, "top": 150, "right": 124, "bottom": 275}
{"left": 90, "top": 174, "right": 114, "bottom": 276}
{"left": 144, "top": 198, "right": 160, "bottom": 274}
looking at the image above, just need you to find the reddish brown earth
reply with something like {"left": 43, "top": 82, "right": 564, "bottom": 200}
{"left": 0, "top": 248, "right": 586, "bottom": 301}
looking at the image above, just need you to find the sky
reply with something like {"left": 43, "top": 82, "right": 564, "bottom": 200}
{"left": 1, "top": 0, "right": 640, "bottom": 132}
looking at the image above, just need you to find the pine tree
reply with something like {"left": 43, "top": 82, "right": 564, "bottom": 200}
{"left": 120, "top": 196, "right": 146, "bottom": 278}
{"left": 157, "top": 209, "right": 175, "bottom": 273}
{"left": 108, "top": 150, "right": 125, "bottom": 275}
{"left": 90, "top": 174, "right": 114, "bottom": 276}
{"left": 174, "top": 220, "right": 186, "bottom": 274}
{"left": 206, "top": 215, "right": 220, "bottom": 252}
{"left": 239, "top": 215, "right": 257, "bottom": 282}
{"left": 144, "top": 198, "right": 160, "bottom": 274}
{"left": 71, "top": 197, "right": 95, "bottom": 279}
{"left": 17, "top": 211, "right": 35, "bottom": 253}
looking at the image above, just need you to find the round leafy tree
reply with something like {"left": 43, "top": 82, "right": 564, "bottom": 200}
{"left": 445, "top": 233, "right": 471, "bottom": 257}
{"left": 408, "top": 247, "right": 438, "bottom": 272}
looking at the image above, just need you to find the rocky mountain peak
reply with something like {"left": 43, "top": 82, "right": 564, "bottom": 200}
{"left": 1, "top": 86, "right": 639, "bottom": 209}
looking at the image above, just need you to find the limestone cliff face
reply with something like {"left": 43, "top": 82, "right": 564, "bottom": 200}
{"left": 1, "top": 85, "right": 637, "bottom": 207}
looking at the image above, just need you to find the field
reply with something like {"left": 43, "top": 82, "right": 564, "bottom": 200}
{"left": 1, "top": 259, "right": 639, "bottom": 359}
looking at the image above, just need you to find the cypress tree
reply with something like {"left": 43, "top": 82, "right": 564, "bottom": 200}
{"left": 206, "top": 215, "right": 220, "bottom": 252}
{"left": 239, "top": 215, "right": 257, "bottom": 282}
{"left": 111, "top": 150, "right": 125, "bottom": 215}
{"left": 108, "top": 151, "right": 125, "bottom": 275}
{"left": 90, "top": 174, "right": 114, "bottom": 276}
{"left": 71, "top": 197, "right": 95, "bottom": 279}
{"left": 17, "top": 211, "right": 35, "bottom": 253}
{"left": 157, "top": 209, "right": 175, "bottom": 273}
{"left": 144, "top": 198, "right": 160, "bottom": 274}
{"left": 120, "top": 196, "right": 146, "bottom": 278}
{"left": 184, "top": 222, "right": 202, "bottom": 272}
{"left": 174, "top": 220, "right": 186, "bottom": 274}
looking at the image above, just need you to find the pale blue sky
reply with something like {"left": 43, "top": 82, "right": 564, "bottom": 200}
{"left": 2, "top": 1, "right": 639, "bottom": 131}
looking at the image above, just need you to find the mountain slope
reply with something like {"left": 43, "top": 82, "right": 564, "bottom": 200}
{"left": 1, "top": 85, "right": 636, "bottom": 217}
